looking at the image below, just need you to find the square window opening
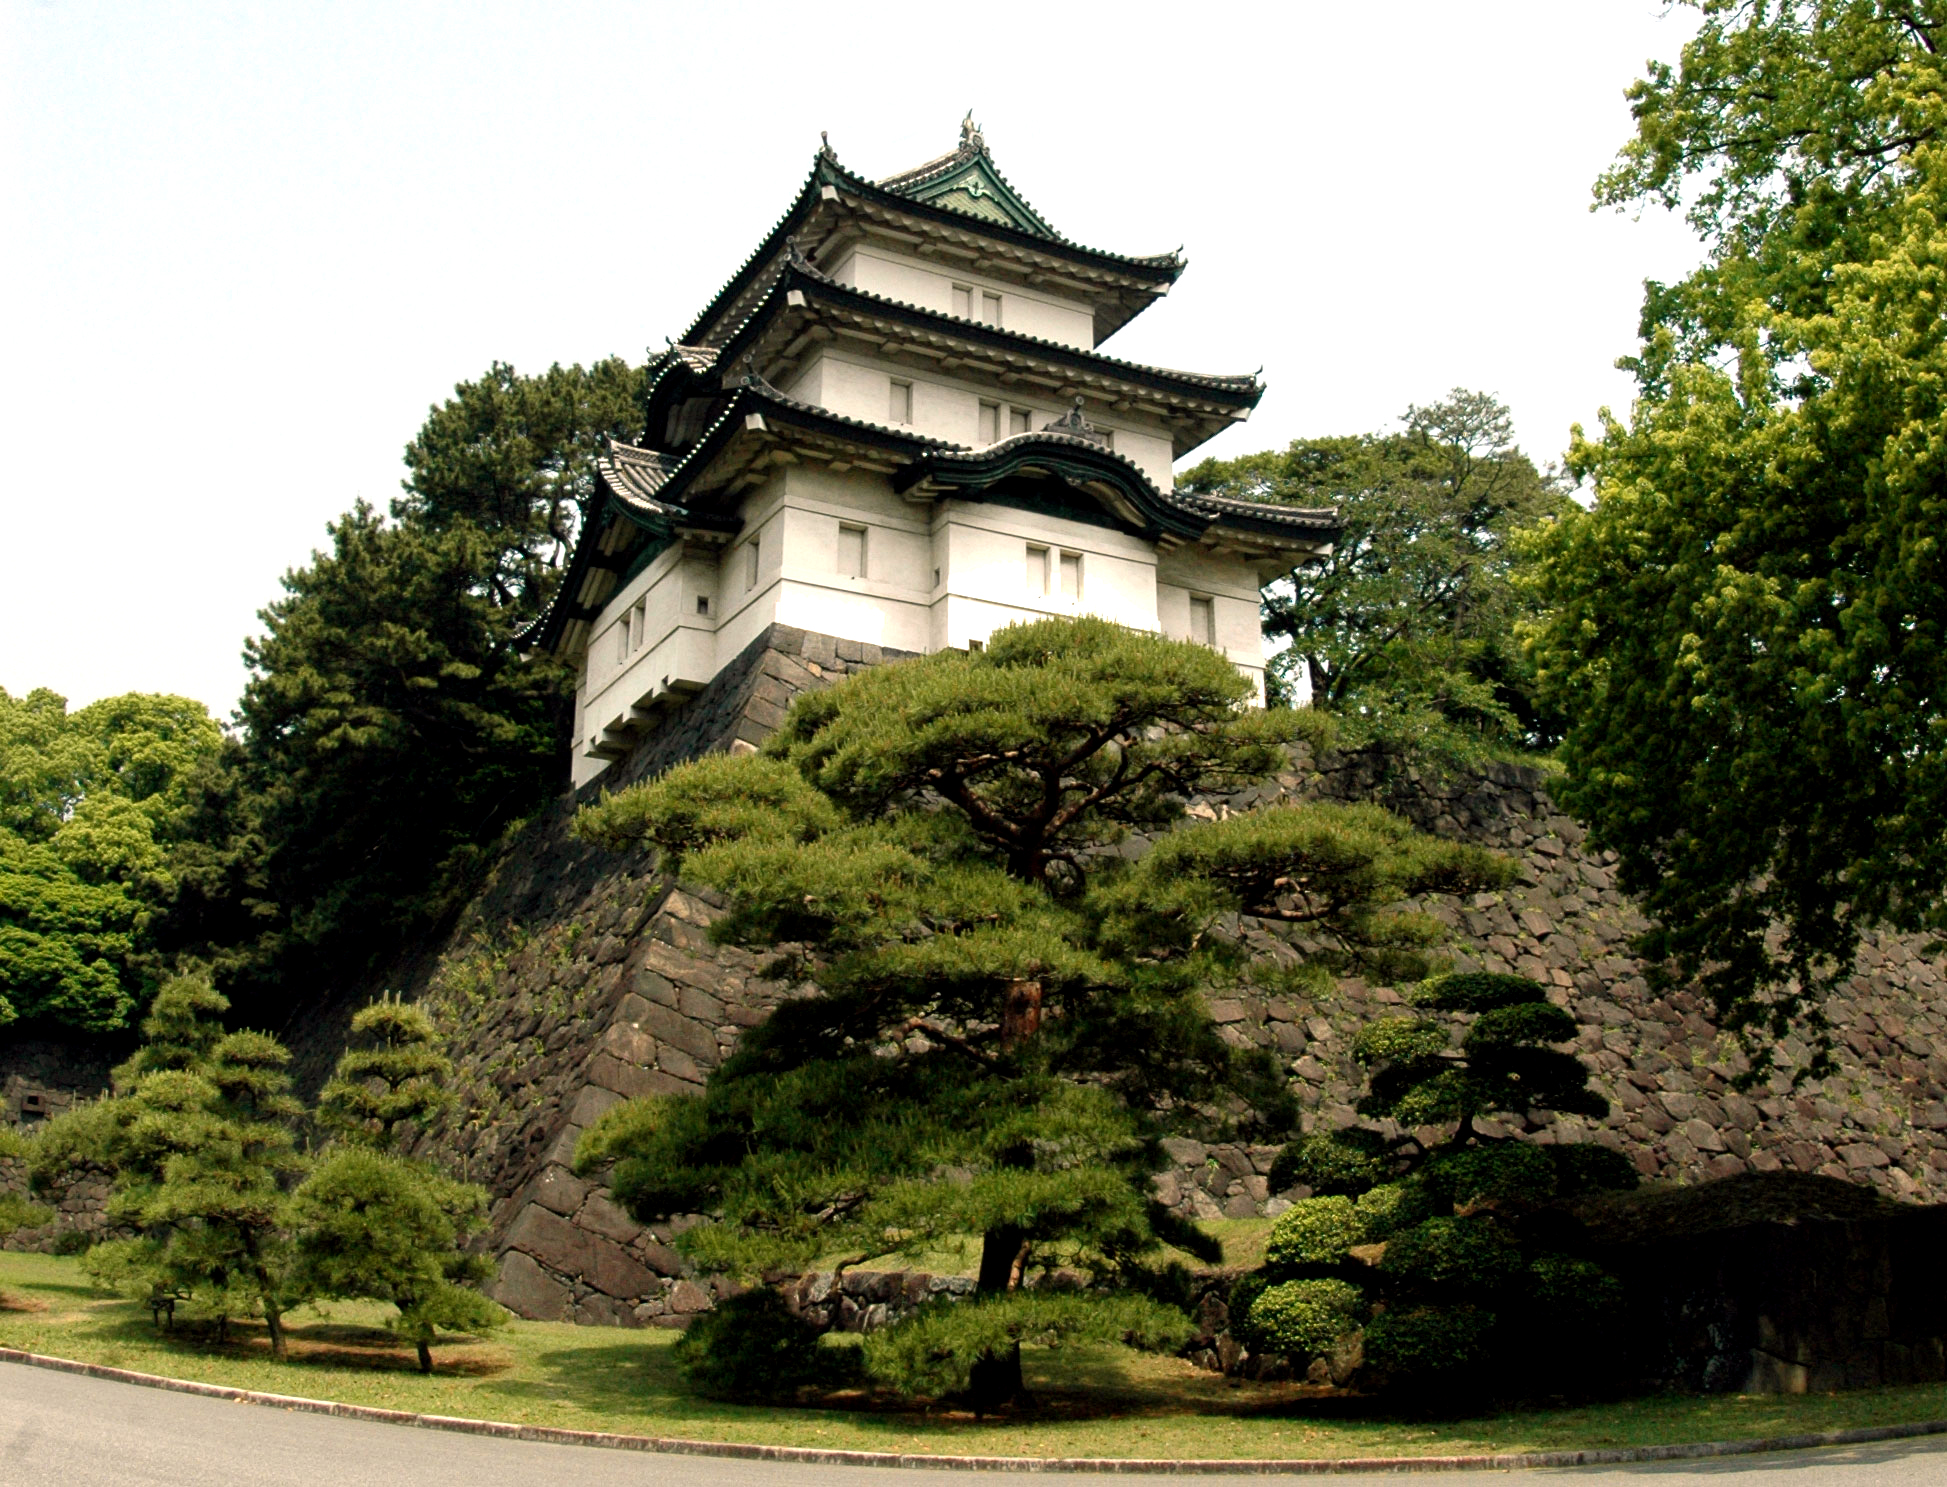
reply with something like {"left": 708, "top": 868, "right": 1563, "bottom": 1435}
{"left": 890, "top": 378, "right": 913, "bottom": 425}
{"left": 837, "top": 523, "right": 867, "bottom": 579}
{"left": 952, "top": 284, "right": 974, "bottom": 319}
{"left": 1026, "top": 543, "right": 1050, "bottom": 595}
{"left": 978, "top": 400, "right": 1000, "bottom": 444}
{"left": 1059, "top": 550, "right": 1082, "bottom": 600}
{"left": 1008, "top": 406, "right": 1032, "bottom": 436}
{"left": 981, "top": 291, "right": 1002, "bottom": 326}
{"left": 696, "top": 595, "right": 711, "bottom": 616}
{"left": 1189, "top": 594, "right": 1215, "bottom": 646}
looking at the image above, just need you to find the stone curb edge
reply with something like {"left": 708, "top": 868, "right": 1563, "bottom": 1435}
{"left": 5, "top": 1347, "right": 1947, "bottom": 1474}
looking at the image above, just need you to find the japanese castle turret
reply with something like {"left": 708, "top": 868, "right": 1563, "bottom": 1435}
{"left": 529, "top": 118, "right": 1339, "bottom": 786}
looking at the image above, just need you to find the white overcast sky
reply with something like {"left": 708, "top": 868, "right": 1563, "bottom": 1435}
{"left": 0, "top": 1, "right": 1703, "bottom": 721}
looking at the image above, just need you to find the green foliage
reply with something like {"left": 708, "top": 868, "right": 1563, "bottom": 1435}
{"left": 1353, "top": 1181, "right": 1435, "bottom": 1241}
{"left": 1180, "top": 390, "right": 1571, "bottom": 753}
{"left": 1380, "top": 1216, "right": 1525, "bottom": 1298}
{"left": 1525, "top": 1253, "right": 1626, "bottom": 1329}
{"left": 291, "top": 996, "right": 499, "bottom": 1370}
{"left": 1362, "top": 1305, "right": 1497, "bottom": 1385}
{"left": 1550, "top": 1142, "right": 1640, "bottom": 1197}
{"left": 1239, "top": 1277, "right": 1365, "bottom": 1360}
{"left": 1421, "top": 1143, "right": 1558, "bottom": 1210}
{"left": 673, "top": 1289, "right": 853, "bottom": 1401}
{"left": 1356, "top": 972, "right": 1608, "bottom": 1136}
{"left": 1262, "top": 1196, "right": 1364, "bottom": 1271}
{"left": 0, "top": 687, "right": 224, "bottom": 1032}
{"left": 574, "top": 620, "right": 1506, "bottom": 1399}
{"left": 224, "top": 505, "right": 571, "bottom": 1018}
{"left": 49, "top": 976, "right": 307, "bottom": 1354}
{"left": 1528, "top": 1, "right": 1947, "bottom": 1067}
{"left": 0, "top": 1191, "right": 53, "bottom": 1237}
{"left": 858, "top": 1291, "right": 1192, "bottom": 1400}
{"left": 287, "top": 1148, "right": 501, "bottom": 1371}
{"left": 315, "top": 998, "right": 454, "bottom": 1150}
{"left": 1269, "top": 1129, "right": 1390, "bottom": 1197}
{"left": 1097, "top": 801, "right": 1511, "bottom": 981}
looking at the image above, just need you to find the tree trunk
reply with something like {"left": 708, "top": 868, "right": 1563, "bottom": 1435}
{"left": 262, "top": 1301, "right": 287, "bottom": 1362}
{"left": 1000, "top": 979, "right": 1042, "bottom": 1049}
{"left": 417, "top": 1340, "right": 434, "bottom": 1374}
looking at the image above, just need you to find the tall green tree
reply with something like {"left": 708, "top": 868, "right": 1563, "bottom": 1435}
{"left": 572, "top": 619, "right": 1504, "bottom": 1406}
{"left": 39, "top": 976, "right": 306, "bottom": 1356}
{"left": 0, "top": 688, "right": 223, "bottom": 1032}
{"left": 204, "top": 358, "right": 647, "bottom": 1016}
{"left": 1180, "top": 392, "right": 1569, "bottom": 754}
{"left": 291, "top": 1000, "right": 502, "bottom": 1373}
{"left": 1525, "top": 0, "right": 1947, "bottom": 1066}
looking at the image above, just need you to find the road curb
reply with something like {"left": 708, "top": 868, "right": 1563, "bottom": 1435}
{"left": 6, "top": 1346, "right": 1947, "bottom": 1474}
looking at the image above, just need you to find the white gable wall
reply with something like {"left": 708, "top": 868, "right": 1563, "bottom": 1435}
{"left": 826, "top": 243, "right": 1096, "bottom": 350}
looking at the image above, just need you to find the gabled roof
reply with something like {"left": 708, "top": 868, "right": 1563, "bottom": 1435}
{"left": 876, "top": 114, "right": 1061, "bottom": 238}
{"left": 678, "top": 128, "right": 1184, "bottom": 351}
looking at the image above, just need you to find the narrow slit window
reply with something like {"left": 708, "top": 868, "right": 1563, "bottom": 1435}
{"left": 1026, "top": 543, "right": 1050, "bottom": 595}
{"left": 837, "top": 523, "right": 866, "bottom": 579}
{"left": 889, "top": 378, "right": 913, "bottom": 425}
{"left": 696, "top": 594, "right": 710, "bottom": 616}
{"left": 978, "top": 400, "right": 1000, "bottom": 444}
{"left": 1189, "top": 595, "right": 1215, "bottom": 646}
{"left": 745, "top": 539, "right": 760, "bottom": 592}
{"left": 1059, "top": 550, "right": 1082, "bottom": 600}
{"left": 952, "top": 284, "right": 974, "bottom": 319}
{"left": 981, "top": 291, "right": 1002, "bottom": 326}
{"left": 1008, "top": 406, "right": 1032, "bottom": 436}
{"left": 614, "top": 618, "right": 629, "bottom": 665}
{"left": 630, "top": 600, "right": 646, "bottom": 651}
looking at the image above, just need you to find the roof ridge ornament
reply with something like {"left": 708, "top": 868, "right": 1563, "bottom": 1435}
{"left": 1044, "top": 396, "right": 1109, "bottom": 447}
{"left": 960, "top": 111, "right": 985, "bottom": 156}
{"left": 819, "top": 130, "right": 836, "bottom": 163}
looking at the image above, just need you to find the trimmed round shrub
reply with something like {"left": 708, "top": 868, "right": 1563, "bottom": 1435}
{"left": 1264, "top": 1195, "right": 1364, "bottom": 1270}
{"left": 1228, "top": 1270, "right": 1273, "bottom": 1339}
{"left": 1422, "top": 1142, "right": 1556, "bottom": 1209}
{"left": 1242, "top": 1278, "right": 1365, "bottom": 1358}
{"left": 673, "top": 1288, "right": 844, "bottom": 1400}
{"left": 1379, "top": 1216, "right": 1524, "bottom": 1296}
{"left": 1463, "top": 1001, "right": 1578, "bottom": 1050}
{"left": 1353, "top": 1016, "right": 1448, "bottom": 1063}
{"left": 1410, "top": 972, "right": 1543, "bottom": 1013}
{"left": 1269, "top": 1130, "right": 1388, "bottom": 1197}
{"left": 1551, "top": 1142, "right": 1640, "bottom": 1196}
{"left": 1526, "top": 1253, "right": 1626, "bottom": 1325}
{"left": 1363, "top": 1304, "right": 1496, "bottom": 1382}
{"left": 1354, "top": 1180, "right": 1436, "bottom": 1240}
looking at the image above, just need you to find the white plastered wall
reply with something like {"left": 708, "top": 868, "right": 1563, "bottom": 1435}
{"left": 825, "top": 244, "right": 1096, "bottom": 349}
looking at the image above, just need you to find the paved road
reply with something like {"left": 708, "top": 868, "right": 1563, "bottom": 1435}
{"left": 7, "top": 1362, "right": 1947, "bottom": 1486}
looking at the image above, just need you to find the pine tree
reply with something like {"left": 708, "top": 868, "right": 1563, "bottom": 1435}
{"left": 573, "top": 618, "right": 1507, "bottom": 1408}
{"left": 1237, "top": 971, "right": 1636, "bottom": 1395}
{"left": 290, "top": 999, "right": 502, "bottom": 1372}
{"left": 58, "top": 976, "right": 306, "bottom": 1356}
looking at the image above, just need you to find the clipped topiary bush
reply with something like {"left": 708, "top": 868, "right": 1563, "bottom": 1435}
{"left": 1526, "top": 1253, "right": 1626, "bottom": 1326}
{"left": 1242, "top": 1278, "right": 1366, "bottom": 1358}
{"left": 1551, "top": 1142, "right": 1640, "bottom": 1196}
{"left": 1379, "top": 1216, "right": 1524, "bottom": 1297}
{"left": 1264, "top": 1195, "right": 1364, "bottom": 1270}
{"left": 673, "top": 1289, "right": 847, "bottom": 1400}
{"left": 1268, "top": 1128, "right": 1389, "bottom": 1197}
{"left": 1422, "top": 1141, "right": 1557, "bottom": 1209}
{"left": 1353, "top": 1180, "right": 1435, "bottom": 1240}
{"left": 1363, "top": 1304, "right": 1497, "bottom": 1382}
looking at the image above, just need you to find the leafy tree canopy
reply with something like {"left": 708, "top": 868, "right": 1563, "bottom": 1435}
{"left": 1526, "top": 0, "right": 1947, "bottom": 1067}
{"left": 0, "top": 688, "right": 222, "bottom": 1032}
{"left": 1179, "top": 391, "right": 1569, "bottom": 757}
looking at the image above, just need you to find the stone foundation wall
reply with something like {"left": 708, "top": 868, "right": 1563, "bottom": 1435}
{"left": 7, "top": 627, "right": 1945, "bottom": 1310}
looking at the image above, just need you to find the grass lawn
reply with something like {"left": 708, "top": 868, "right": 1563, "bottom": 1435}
{"left": 4, "top": 1251, "right": 1946, "bottom": 1462}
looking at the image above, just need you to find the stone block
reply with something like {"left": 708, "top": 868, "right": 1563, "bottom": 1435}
{"left": 658, "top": 1045, "right": 706, "bottom": 1083}
{"left": 569, "top": 1085, "right": 623, "bottom": 1128}
{"left": 491, "top": 1250, "right": 571, "bottom": 1321}
{"left": 1159, "top": 1136, "right": 1207, "bottom": 1168}
{"left": 634, "top": 999, "right": 722, "bottom": 1062}
{"left": 586, "top": 1052, "right": 666, "bottom": 1100}
{"left": 529, "top": 1165, "right": 589, "bottom": 1218}
{"left": 507, "top": 1203, "right": 593, "bottom": 1278}
{"left": 667, "top": 1279, "right": 713, "bottom": 1314}
{"left": 589, "top": 1233, "right": 664, "bottom": 1299}
{"left": 602, "top": 1020, "right": 659, "bottom": 1065}
{"left": 578, "top": 1191, "right": 643, "bottom": 1245}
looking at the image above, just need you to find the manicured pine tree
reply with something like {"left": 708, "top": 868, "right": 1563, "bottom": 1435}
{"left": 1238, "top": 971, "right": 1636, "bottom": 1394}
{"left": 289, "top": 999, "right": 503, "bottom": 1372}
{"left": 57, "top": 975, "right": 307, "bottom": 1356}
{"left": 572, "top": 617, "right": 1507, "bottom": 1407}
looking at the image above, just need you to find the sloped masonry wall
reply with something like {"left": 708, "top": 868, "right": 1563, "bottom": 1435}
{"left": 9, "top": 627, "right": 1947, "bottom": 1306}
